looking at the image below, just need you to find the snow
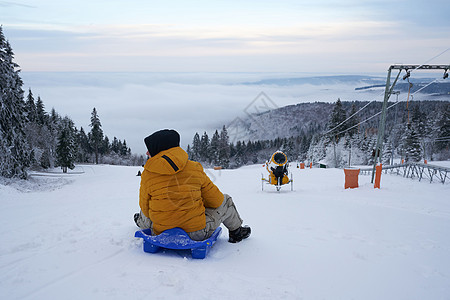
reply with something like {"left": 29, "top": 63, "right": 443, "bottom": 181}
{"left": 1, "top": 163, "right": 449, "bottom": 300}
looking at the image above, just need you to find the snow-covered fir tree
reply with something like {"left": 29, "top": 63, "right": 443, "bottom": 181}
{"left": 40, "top": 149, "right": 51, "bottom": 169}
{"left": 233, "top": 140, "right": 245, "bottom": 167}
{"left": 199, "top": 132, "right": 210, "bottom": 162}
{"left": 89, "top": 107, "right": 103, "bottom": 164}
{"left": 327, "top": 98, "right": 347, "bottom": 142}
{"left": 190, "top": 132, "right": 201, "bottom": 161}
{"left": 218, "top": 125, "right": 230, "bottom": 168}
{"left": 0, "top": 28, "right": 143, "bottom": 177}
{"left": 56, "top": 118, "right": 76, "bottom": 173}
{"left": 0, "top": 26, "right": 29, "bottom": 178}
{"left": 25, "top": 88, "right": 37, "bottom": 123}
{"left": 346, "top": 103, "right": 360, "bottom": 137}
{"left": 35, "top": 96, "right": 47, "bottom": 125}
{"left": 75, "top": 127, "right": 90, "bottom": 162}
{"left": 402, "top": 124, "right": 422, "bottom": 162}
{"left": 433, "top": 104, "right": 449, "bottom": 160}
{"left": 209, "top": 130, "right": 220, "bottom": 165}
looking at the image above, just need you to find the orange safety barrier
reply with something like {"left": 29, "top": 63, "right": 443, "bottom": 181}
{"left": 424, "top": 159, "right": 427, "bottom": 164}
{"left": 213, "top": 166, "right": 222, "bottom": 170}
{"left": 344, "top": 168, "right": 360, "bottom": 189}
{"left": 374, "top": 164, "right": 382, "bottom": 189}
{"left": 300, "top": 163, "right": 305, "bottom": 169}
{"left": 309, "top": 162, "right": 312, "bottom": 169}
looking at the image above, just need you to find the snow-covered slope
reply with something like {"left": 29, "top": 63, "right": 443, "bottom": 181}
{"left": 1, "top": 164, "right": 449, "bottom": 299}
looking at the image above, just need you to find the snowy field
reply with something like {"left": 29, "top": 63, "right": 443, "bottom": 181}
{"left": 1, "top": 163, "right": 449, "bottom": 300}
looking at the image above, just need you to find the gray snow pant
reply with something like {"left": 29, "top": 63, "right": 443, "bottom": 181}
{"left": 135, "top": 194, "right": 243, "bottom": 241}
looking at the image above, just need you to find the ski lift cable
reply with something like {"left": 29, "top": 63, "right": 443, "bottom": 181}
{"left": 326, "top": 72, "right": 442, "bottom": 137}
{"left": 434, "top": 136, "right": 450, "bottom": 142}
{"left": 409, "top": 47, "right": 450, "bottom": 75}
{"left": 322, "top": 49, "right": 450, "bottom": 136}
{"left": 386, "top": 77, "right": 440, "bottom": 110}
{"left": 322, "top": 99, "right": 377, "bottom": 136}
{"left": 330, "top": 77, "right": 442, "bottom": 137}
{"left": 323, "top": 69, "right": 405, "bottom": 136}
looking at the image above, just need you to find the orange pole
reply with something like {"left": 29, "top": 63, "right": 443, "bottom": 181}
{"left": 374, "top": 164, "right": 382, "bottom": 189}
{"left": 310, "top": 162, "right": 312, "bottom": 169}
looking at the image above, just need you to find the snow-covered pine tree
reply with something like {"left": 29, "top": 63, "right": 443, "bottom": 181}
{"left": 101, "top": 136, "right": 110, "bottom": 155}
{"left": 281, "top": 137, "right": 296, "bottom": 160}
{"left": 24, "top": 89, "right": 40, "bottom": 166}
{"left": 191, "top": 132, "right": 201, "bottom": 161}
{"left": 209, "top": 130, "right": 220, "bottom": 166}
{"left": 327, "top": 98, "right": 347, "bottom": 142}
{"left": 0, "top": 26, "right": 29, "bottom": 178}
{"left": 307, "top": 134, "right": 325, "bottom": 165}
{"left": 76, "top": 127, "right": 90, "bottom": 162}
{"left": 121, "top": 140, "right": 130, "bottom": 156}
{"left": 199, "top": 132, "right": 210, "bottom": 163}
{"left": 242, "top": 141, "right": 253, "bottom": 165}
{"left": 229, "top": 142, "right": 236, "bottom": 159}
{"left": 233, "top": 140, "right": 244, "bottom": 167}
{"left": 249, "top": 141, "right": 258, "bottom": 164}
{"left": 298, "top": 133, "right": 311, "bottom": 161}
{"left": 346, "top": 103, "right": 360, "bottom": 137}
{"left": 403, "top": 124, "right": 422, "bottom": 162}
{"left": 186, "top": 144, "right": 192, "bottom": 159}
{"left": 218, "top": 125, "right": 230, "bottom": 168}
{"left": 89, "top": 107, "right": 103, "bottom": 164}
{"left": 56, "top": 118, "right": 76, "bottom": 173}
{"left": 35, "top": 96, "right": 48, "bottom": 126}
{"left": 381, "top": 137, "right": 391, "bottom": 165}
{"left": 434, "top": 104, "right": 449, "bottom": 159}
{"left": 47, "top": 108, "right": 62, "bottom": 167}
{"left": 40, "top": 149, "right": 51, "bottom": 169}
{"left": 25, "top": 88, "right": 37, "bottom": 122}
{"left": 111, "top": 136, "right": 120, "bottom": 154}
{"left": 410, "top": 103, "right": 430, "bottom": 160}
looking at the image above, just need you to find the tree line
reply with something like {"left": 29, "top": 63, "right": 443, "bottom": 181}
{"left": 187, "top": 98, "right": 449, "bottom": 169}
{"left": 312, "top": 98, "right": 450, "bottom": 167}
{"left": 0, "top": 26, "right": 144, "bottom": 179}
{"left": 187, "top": 125, "right": 313, "bottom": 169}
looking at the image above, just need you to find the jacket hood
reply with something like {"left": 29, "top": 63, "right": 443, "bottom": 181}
{"left": 144, "top": 146, "right": 188, "bottom": 175}
{"left": 144, "top": 129, "right": 180, "bottom": 157}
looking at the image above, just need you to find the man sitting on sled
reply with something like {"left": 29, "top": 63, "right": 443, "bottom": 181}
{"left": 134, "top": 129, "right": 251, "bottom": 243}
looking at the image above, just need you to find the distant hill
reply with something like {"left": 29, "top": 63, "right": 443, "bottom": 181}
{"left": 227, "top": 100, "right": 449, "bottom": 143}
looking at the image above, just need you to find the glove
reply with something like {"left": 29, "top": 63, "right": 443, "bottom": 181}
{"left": 134, "top": 213, "right": 140, "bottom": 226}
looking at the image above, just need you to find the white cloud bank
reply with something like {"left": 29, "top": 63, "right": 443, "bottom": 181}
{"left": 21, "top": 71, "right": 447, "bottom": 154}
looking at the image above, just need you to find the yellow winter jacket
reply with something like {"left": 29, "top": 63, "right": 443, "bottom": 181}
{"left": 139, "top": 146, "right": 224, "bottom": 235}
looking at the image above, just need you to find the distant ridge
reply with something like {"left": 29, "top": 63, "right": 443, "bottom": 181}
{"left": 227, "top": 100, "right": 449, "bottom": 143}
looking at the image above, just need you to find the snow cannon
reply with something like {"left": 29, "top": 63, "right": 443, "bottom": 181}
{"left": 261, "top": 151, "right": 293, "bottom": 191}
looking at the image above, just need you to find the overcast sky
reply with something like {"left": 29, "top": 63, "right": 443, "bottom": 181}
{"left": 2, "top": 0, "right": 450, "bottom": 154}
{"left": 2, "top": 0, "right": 449, "bottom": 73}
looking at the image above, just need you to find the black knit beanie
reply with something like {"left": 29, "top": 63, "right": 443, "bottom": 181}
{"left": 144, "top": 129, "right": 180, "bottom": 157}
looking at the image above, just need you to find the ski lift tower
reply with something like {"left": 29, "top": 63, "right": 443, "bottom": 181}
{"left": 371, "top": 64, "right": 449, "bottom": 183}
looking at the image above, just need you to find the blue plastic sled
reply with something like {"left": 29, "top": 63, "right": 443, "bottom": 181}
{"left": 134, "top": 227, "right": 222, "bottom": 259}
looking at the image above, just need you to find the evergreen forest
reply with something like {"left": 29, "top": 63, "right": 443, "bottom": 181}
{"left": 187, "top": 99, "right": 449, "bottom": 168}
{"left": 0, "top": 27, "right": 144, "bottom": 179}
